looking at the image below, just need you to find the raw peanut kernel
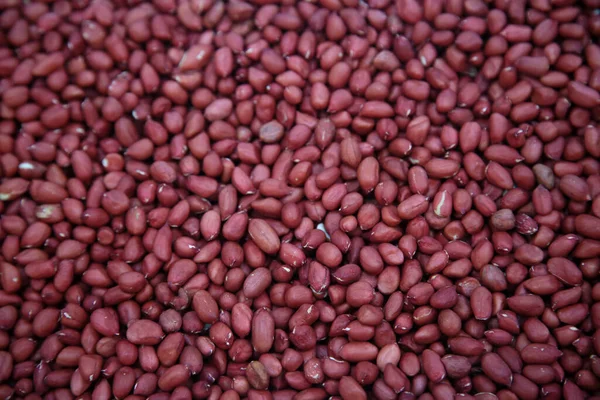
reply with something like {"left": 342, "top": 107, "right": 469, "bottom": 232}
{"left": 0, "top": 0, "right": 597, "bottom": 398}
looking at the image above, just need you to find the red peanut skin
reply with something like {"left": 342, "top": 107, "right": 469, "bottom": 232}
{"left": 0, "top": 0, "right": 599, "bottom": 398}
